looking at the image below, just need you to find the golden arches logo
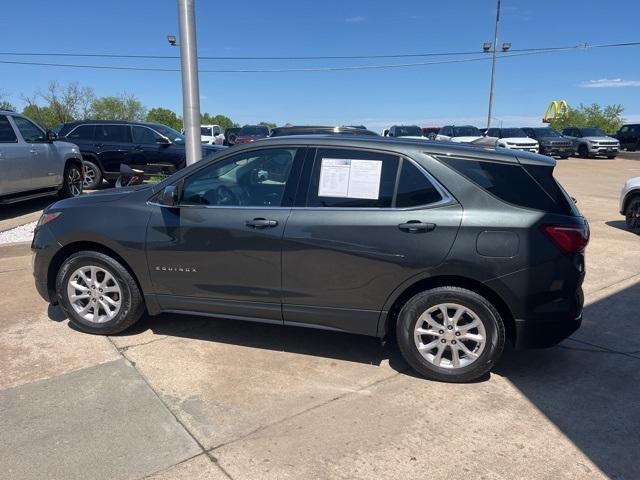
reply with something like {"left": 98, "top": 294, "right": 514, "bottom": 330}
{"left": 543, "top": 100, "right": 570, "bottom": 123}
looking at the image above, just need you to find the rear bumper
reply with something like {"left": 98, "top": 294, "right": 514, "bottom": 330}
{"left": 513, "top": 314, "right": 582, "bottom": 349}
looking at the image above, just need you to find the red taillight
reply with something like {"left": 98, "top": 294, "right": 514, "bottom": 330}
{"left": 541, "top": 224, "right": 589, "bottom": 254}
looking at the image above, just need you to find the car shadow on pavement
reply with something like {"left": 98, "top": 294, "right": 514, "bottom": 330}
{"left": 605, "top": 219, "right": 633, "bottom": 233}
{"left": 0, "top": 197, "right": 53, "bottom": 222}
{"left": 495, "top": 281, "right": 640, "bottom": 480}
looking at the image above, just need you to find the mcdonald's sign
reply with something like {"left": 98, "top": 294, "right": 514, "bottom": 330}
{"left": 543, "top": 100, "right": 570, "bottom": 123}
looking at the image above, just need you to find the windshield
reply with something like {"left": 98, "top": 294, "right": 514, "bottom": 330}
{"left": 501, "top": 128, "right": 527, "bottom": 138}
{"left": 452, "top": 126, "right": 481, "bottom": 137}
{"left": 201, "top": 127, "right": 212, "bottom": 136}
{"left": 152, "top": 124, "right": 185, "bottom": 143}
{"left": 531, "top": 128, "right": 562, "bottom": 137}
{"left": 239, "top": 126, "right": 270, "bottom": 136}
{"left": 395, "top": 126, "right": 423, "bottom": 137}
{"left": 580, "top": 128, "right": 606, "bottom": 137}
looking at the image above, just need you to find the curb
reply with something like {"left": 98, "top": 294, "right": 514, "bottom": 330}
{"left": 0, "top": 241, "right": 31, "bottom": 259}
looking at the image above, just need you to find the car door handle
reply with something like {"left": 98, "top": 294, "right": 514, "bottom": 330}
{"left": 246, "top": 218, "right": 278, "bottom": 229}
{"left": 94, "top": 143, "right": 104, "bottom": 148}
{"left": 30, "top": 148, "right": 38, "bottom": 155}
{"left": 398, "top": 221, "right": 436, "bottom": 233}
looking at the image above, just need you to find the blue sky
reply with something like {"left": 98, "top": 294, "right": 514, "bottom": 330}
{"left": 2, "top": 0, "right": 639, "bottom": 131}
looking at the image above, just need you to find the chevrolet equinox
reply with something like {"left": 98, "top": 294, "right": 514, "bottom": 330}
{"left": 32, "top": 136, "right": 588, "bottom": 382}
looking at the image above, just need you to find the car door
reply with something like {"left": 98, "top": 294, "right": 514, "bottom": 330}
{"left": 281, "top": 147, "right": 463, "bottom": 336}
{"left": 93, "top": 124, "right": 132, "bottom": 175}
{"left": 130, "top": 125, "right": 164, "bottom": 171}
{"left": 11, "top": 116, "right": 60, "bottom": 189}
{"left": 617, "top": 126, "right": 631, "bottom": 149}
{"left": 146, "top": 146, "right": 306, "bottom": 322}
{"left": 0, "top": 115, "right": 33, "bottom": 195}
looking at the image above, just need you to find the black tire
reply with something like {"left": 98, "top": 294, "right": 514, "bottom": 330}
{"left": 625, "top": 195, "right": 640, "bottom": 234}
{"left": 55, "top": 251, "right": 145, "bottom": 335}
{"left": 396, "top": 287, "right": 505, "bottom": 383}
{"left": 58, "top": 162, "right": 84, "bottom": 199}
{"left": 578, "top": 144, "right": 590, "bottom": 159}
{"left": 82, "top": 159, "right": 103, "bottom": 189}
{"left": 560, "top": 155, "right": 570, "bottom": 159}
{"left": 607, "top": 155, "right": 617, "bottom": 159}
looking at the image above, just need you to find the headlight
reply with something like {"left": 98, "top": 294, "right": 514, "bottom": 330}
{"left": 36, "top": 211, "right": 62, "bottom": 227}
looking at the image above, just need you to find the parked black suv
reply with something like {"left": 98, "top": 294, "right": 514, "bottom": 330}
{"left": 32, "top": 136, "right": 587, "bottom": 382}
{"left": 614, "top": 124, "right": 640, "bottom": 151}
{"left": 522, "top": 127, "right": 573, "bottom": 158}
{"left": 56, "top": 121, "right": 225, "bottom": 189}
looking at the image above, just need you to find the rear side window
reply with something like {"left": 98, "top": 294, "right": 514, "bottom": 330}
{"left": 0, "top": 116, "right": 17, "bottom": 143}
{"left": 395, "top": 160, "right": 442, "bottom": 208}
{"left": 307, "top": 148, "right": 398, "bottom": 208}
{"left": 522, "top": 164, "right": 577, "bottom": 215}
{"left": 96, "top": 124, "right": 131, "bottom": 143}
{"left": 67, "top": 125, "right": 95, "bottom": 141}
{"left": 439, "top": 157, "right": 572, "bottom": 214}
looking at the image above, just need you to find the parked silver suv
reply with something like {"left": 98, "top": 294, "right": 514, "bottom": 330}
{"left": 0, "top": 110, "right": 84, "bottom": 204}
{"left": 561, "top": 127, "right": 620, "bottom": 159}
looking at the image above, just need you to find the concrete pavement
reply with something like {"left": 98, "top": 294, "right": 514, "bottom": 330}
{"left": 0, "top": 158, "right": 639, "bottom": 479}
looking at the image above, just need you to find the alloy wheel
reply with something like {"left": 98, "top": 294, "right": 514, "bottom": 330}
{"left": 83, "top": 163, "right": 97, "bottom": 188}
{"left": 66, "top": 266, "right": 122, "bottom": 323}
{"left": 627, "top": 200, "right": 640, "bottom": 231}
{"left": 413, "top": 303, "right": 486, "bottom": 369}
{"left": 68, "top": 167, "right": 83, "bottom": 196}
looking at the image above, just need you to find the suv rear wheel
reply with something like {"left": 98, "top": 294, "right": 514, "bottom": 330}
{"left": 82, "top": 160, "right": 103, "bottom": 189}
{"left": 625, "top": 195, "right": 640, "bottom": 234}
{"left": 396, "top": 287, "right": 505, "bottom": 382}
{"left": 56, "top": 251, "right": 145, "bottom": 334}
{"left": 578, "top": 144, "right": 590, "bottom": 158}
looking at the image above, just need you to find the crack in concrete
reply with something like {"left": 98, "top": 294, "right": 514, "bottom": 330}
{"left": 565, "top": 337, "right": 640, "bottom": 360}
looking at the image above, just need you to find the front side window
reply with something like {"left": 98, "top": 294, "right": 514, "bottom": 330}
{"left": 306, "top": 148, "right": 398, "bottom": 208}
{"left": 132, "top": 126, "right": 161, "bottom": 144}
{"left": 395, "top": 160, "right": 443, "bottom": 208}
{"left": 0, "top": 116, "right": 18, "bottom": 143}
{"left": 96, "top": 124, "right": 131, "bottom": 143}
{"left": 181, "top": 148, "right": 297, "bottom": 207}
{"left": 201, "top": 127, "right": 213, "bottom": 136}
{"left": 67, "top": 125, "right": 95, "bottom": 141}
{"left": 394, "top": 126, "right": 423, "bottom": 137}
{"left": 13, "top": 116, "right": 46, "bottom": 143}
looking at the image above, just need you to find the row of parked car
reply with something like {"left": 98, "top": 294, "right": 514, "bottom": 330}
{"left": 383, "top": 124, "right": 636, "bottom": 160}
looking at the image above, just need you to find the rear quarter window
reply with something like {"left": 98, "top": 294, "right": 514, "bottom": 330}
{"left": 438, "top": 156, "right": 575, "bottom": 215}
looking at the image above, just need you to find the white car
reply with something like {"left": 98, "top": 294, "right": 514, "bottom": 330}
{"left": 201, "top": 124, "right": 224, "bottom": 145}
{"left": 435, "top": 125, "right": 484, "bottom": 143}
{"left": 383, "top": 125, "right": 427, "bottom": 140}
{"left": 486, "top": 127, "right": 539, "bottom": 153}
{"left": 620, "top": 176, "right": 640, "bottom": 234}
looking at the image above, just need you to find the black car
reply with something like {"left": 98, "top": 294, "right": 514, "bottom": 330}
{"left": 385, "top": 125, "right": 424, "bottom": 138}
{"left": 522, "top": 127, "right": 574, "bottom": 158}
{"left": 32, "top": 136, "right": 587, "bottom": 382}
{"left": 270, "top": 125, "right": 379, "bottom": 137}
{"left": 614, "top": 124, "right": 640, "bottom": 151}
{"left": 56, "top": 120, "right": 226, "bottom": 189}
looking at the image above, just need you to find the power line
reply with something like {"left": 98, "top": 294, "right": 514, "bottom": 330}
{"left": 0, "top": 42, "right": 637, "bottom": 74}
{"left": 0, "top": 41, "right": 637, "bottom": 61}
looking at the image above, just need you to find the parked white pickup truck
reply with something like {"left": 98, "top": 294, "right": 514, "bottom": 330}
{"left": 486, "top": 127, "right": 539, "bottom": 153}
{"left": 200, "top": 125, "right": 224, "bottom": 145}
{"left": 435, "top": 125, "right": 484, "bottom": 143}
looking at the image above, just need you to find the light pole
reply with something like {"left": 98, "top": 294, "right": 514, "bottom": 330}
{"left": 484, "top": 0, "right": 510, "bottom": 129}
{"left": 177, "top": 0, "right": 201, "bottom": 166}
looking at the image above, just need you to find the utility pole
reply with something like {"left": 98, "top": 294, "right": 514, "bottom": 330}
{"left": 177, "top": 0, "right": 201, "bottom": 166}
{"left": 486, "top": 0, "right": 501, "bottom": 129}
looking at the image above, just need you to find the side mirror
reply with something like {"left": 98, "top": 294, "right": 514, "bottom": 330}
{"left": 156, "top": 136, "right": 171, "bottom": 145}
{"left": 159, "top": 185, "right": 179, "bottom": 207}
{"left": 46, "top": 130, "right": 58, "bottom": 142}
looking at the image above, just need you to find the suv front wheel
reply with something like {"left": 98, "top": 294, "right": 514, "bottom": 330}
{"left": 396, "top": 287, "right": 505, "bottom": 382}
{"left": 56, "top": 251, "right": 145, "bottom": 334}
{"left": 82, "top": 160, "right": 103, "bottom": 189}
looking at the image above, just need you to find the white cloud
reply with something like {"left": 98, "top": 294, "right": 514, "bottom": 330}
{"left": 579, "top": 78, "right": 640, "bottom": 88}
{"left": 345, "top": 16, "right": 366, "bottom": 23}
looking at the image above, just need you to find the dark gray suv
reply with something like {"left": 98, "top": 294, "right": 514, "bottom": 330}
{"left": 32, "top": 136, "right": 588, "bottom": 382}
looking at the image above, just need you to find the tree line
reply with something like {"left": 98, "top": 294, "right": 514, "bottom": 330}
{"left": 0, "top": 81, "right": 274, "bottom": 132}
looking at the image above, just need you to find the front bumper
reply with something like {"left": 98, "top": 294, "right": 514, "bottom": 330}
{"left": 589, "top": 145, "right": 619, "bottom": 155}
{"left": 540, "top": 145, "right": 574, "bottom": 156}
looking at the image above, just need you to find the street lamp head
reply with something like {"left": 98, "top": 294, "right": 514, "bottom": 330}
{"left": 167, "top": 35, "right": 177, "bottom": 46}
{"left": 502, "top": 42, "right": 511, "bottom": 52}
{"left": 483, "top": 42, "right": 492, "bottom": 52}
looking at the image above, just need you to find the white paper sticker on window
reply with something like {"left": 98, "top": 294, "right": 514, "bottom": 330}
{"left": 318, "top": 158, "right": 382, "bottom": 199}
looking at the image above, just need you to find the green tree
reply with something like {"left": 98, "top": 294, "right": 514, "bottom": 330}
{"left": 258, "top": 121, "right": 277, "bottom": 129}
{"left": 201, "top": 112, "right": 238, "bottom": 131}
{"left": 21, "top": 104, "right": 58, "bottom": 130}
{"left": 146, "top": 107, "right": 182, "bottom": 131}
{"left": 551, "top": 103, "right": 625, "bottom": 134}
{"left": 0, "top": 91, "right": 15, "bottom": 111}
{"left": 89, "top": 92, "right": 146, "bottom": 121}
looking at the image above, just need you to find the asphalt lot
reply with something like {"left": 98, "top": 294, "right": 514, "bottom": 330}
{"left": 1, "top": 153, "right": 639, "bottom": 480}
